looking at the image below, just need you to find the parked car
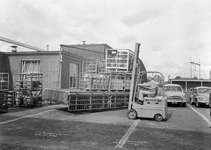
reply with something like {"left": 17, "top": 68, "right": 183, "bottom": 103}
{"left": 164, "top": 84, "right": 186, "bottom": 107}
{"left": 190, "top": 86, "right": 211, "bottom": 107}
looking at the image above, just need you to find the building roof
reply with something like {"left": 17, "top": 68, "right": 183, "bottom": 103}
{"left": 106, "top": 48, "right": 134, "bottom": 54}
{"left": 194, "top": 86, "right": 211, "bottom": 89}
{"left": 170, "top": 78, "right": 211, "bottom": 82}
{"left": 5, "top": 51, "right": 60, "bottom": 55}
{"left": 0, "top": 51, "right": 6, "bottom": 55}
{"left": 66, "top": 43, "right": 112, "bottom": 48}
{"left": 165, "top": 84, "right": 182, "bottom": 87}
{"left": 3, "top": 50, "right": 87, "bottom": 60}
{"left": 61, "top": 43, "right": 113, "bottom": 54}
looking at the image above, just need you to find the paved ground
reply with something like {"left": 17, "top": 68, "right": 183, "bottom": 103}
{"left": 0, "top": 104, "right": 211, "bottom": 150}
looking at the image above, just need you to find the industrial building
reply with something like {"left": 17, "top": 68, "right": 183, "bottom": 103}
{"left": 170, "top": 77, "right": 211, "bottom": 91}
{"left": 60, "top": 43, "right": 112, "bottom": 59}
{"left": 0, "top": 43, "right": 146, "bottom": 91}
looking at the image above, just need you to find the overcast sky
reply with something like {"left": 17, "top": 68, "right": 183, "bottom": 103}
{"left": 0, "top": 0, "right": 211, "bottom": 80}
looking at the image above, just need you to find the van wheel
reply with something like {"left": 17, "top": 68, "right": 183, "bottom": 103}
{"left": 127, "top": 109, "right": 137, "bottom": 120}
{"left": 154, "top": 114, "right": 163, "bottom": 122}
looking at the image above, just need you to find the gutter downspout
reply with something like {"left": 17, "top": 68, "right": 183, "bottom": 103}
{"left": 185, "top": 81, "right": 187, "bottom": 91}
{"left": 58, "top": 46, "right": 63, "bottom": 88}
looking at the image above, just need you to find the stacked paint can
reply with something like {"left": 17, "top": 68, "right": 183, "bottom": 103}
{"left": 15, "top": 80, "right": 23, "bottom": 90}
{"left": 15, "top": 80, "right": 23, "bottom": 106}
{"left": 27, "top": 80, "right": 31, "bottom": 90}
{"left": 22, "top": 80, "right": 27, "bottom": 89}
{"left": 15, "top": 91, "right": 23, "bottom": 106}
{"left": 7, "top": 91, "right": 14, "bottom": 107}
{"left": 13, "top": 73, "right": 43, "bottom": 107}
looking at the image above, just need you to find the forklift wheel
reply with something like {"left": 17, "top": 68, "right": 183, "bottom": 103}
{"left": 154, "top": 114, "right": 163, "bottom": 122}
{"left": 127, "top": 109, "right": 137, "bottom": 120}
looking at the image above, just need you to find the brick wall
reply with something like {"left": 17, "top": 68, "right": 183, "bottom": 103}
{"left": 0, "top": 52, "right": 13, "bottom": 88}
{"left": 7, "top": 52, "right": 60, "bottom": 90}
{"left": 0, "top": 52, "right": 10, "bottom": 72}
{"left": 0, "top": 52, "right": 5, "bottom": 72}
{"left": 61, "top": 44, "right": 112, "bottom": 60}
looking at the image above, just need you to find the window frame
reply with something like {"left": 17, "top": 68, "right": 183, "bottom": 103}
{"left": 21, "top": 59, "right": 41, "bottom": 74}
{"left": 69, "top": 63, "right": 79, "bottom": 88}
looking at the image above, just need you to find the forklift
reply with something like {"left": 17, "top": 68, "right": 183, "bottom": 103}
{"left": 127, "top": 43, "right": 172, "bottom": 121}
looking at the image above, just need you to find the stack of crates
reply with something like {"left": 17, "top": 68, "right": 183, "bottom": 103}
{"left": 79, "top": 73, "right": 109, "bottom": 91}
{"left": 0, "top": 91, "right": 8, "bottom": 112}
{"left": 110, "top": 75, "right": 125, "bottom": 91}
{"left": 14, "top": 80, "right": 23, "bottom": 106}
{"left": 7, "top": 91, "right": 14, "bottom": 107}
{"left": 0, "top": 73, "right": 9, "bottom": 91}
{"left": 86, "top": 59, "right": 98, "bottom": 73}
{"left": 111, "top": 80, "right": 124, "bottom": 90}
{"left": 124, "top": 77, "right": 131, "bottom": 90}
{"left": 14, "top": 73, "right": 43, "bottom": 107}
{"left": 86, "top": 59, "right": 106, "bottom": 73}
{"left": 98, "top": 60, "right": 106, "bottom": 73}
{"left": 0, "top": 73, "right": 11, "bottom": 109}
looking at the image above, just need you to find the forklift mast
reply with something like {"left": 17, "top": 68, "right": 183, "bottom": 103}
{"left": 128, "top": 43, "right": 141, "bottom": 110}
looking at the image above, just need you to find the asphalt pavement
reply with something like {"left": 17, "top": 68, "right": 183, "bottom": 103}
{"left": 0, "top": 104, "right": 211, "bottom": 150}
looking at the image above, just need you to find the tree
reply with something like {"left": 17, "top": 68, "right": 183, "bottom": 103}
{"left": 175, "top": 76, "right": 181, "bottom": 79}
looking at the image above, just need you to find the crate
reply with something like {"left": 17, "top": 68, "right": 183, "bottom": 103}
{"left": 14, "top": 73, "right": 43, "bottom": 107}
{"left": 0, "top": 91, "right": 8, "bottom": 112}
{"left": 68, "top": 91, "right": 129, "bottom": 111}
{"left": 0, "top": 73, "right": 9, "bottom": 91}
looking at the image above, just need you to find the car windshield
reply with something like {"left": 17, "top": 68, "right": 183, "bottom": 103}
{"left": 197, "top": 88, "right": 210, "bottom": 93}
{"left": 165, "top": 86, "right": 182, "bottom": 91}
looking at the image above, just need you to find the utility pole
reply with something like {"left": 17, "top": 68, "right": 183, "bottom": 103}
{"left": 190, "top": 57, "right": 201, "bottom": 78}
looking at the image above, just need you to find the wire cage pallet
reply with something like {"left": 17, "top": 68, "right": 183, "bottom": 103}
{"left": 14, "top": 73, "right": 43, "bottom": 107}
{"left": 68, "top": 91, "right": 129, "bottom": 111}
{"left": 79, "top": 72, "right": 132, "bottom": 92}
{"left": 0, "top": 73, "right": 9, "bottom": 91}
{"left": 85, "top": 59, "right": 106, "bottom": 73}
{"left": 0, "top": 91, "right": 8, "bottom": 112}
{"left": 79, "top": 73, "right": 109, "bottom": 91}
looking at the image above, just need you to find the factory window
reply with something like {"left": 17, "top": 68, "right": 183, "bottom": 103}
{"left": 21, "top": 60, "right": 40, "bottom": 73}
{"left": 69, "top": 63, "right": 78, "bottom": 88}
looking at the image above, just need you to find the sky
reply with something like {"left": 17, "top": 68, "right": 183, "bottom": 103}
{"left": 0, "top": 0, "right": 211, "bottom": 80}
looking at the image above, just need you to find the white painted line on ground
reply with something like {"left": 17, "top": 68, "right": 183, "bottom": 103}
{"left": 187, "top": 103, "right": 210, "bottom": 126}
{"left": 0, "top": 109, "right": 55, "bottom": 125}
{"left": 115, "top": 119, "right": 140, "bottom": 148}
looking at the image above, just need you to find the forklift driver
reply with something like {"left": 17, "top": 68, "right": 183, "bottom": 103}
{"left": 137, "top": 80, "right": 159, "bottom": 104}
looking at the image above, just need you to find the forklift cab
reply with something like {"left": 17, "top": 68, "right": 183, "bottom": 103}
{"left": 128, "top": 71, "right": 172, "bottom": 121}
